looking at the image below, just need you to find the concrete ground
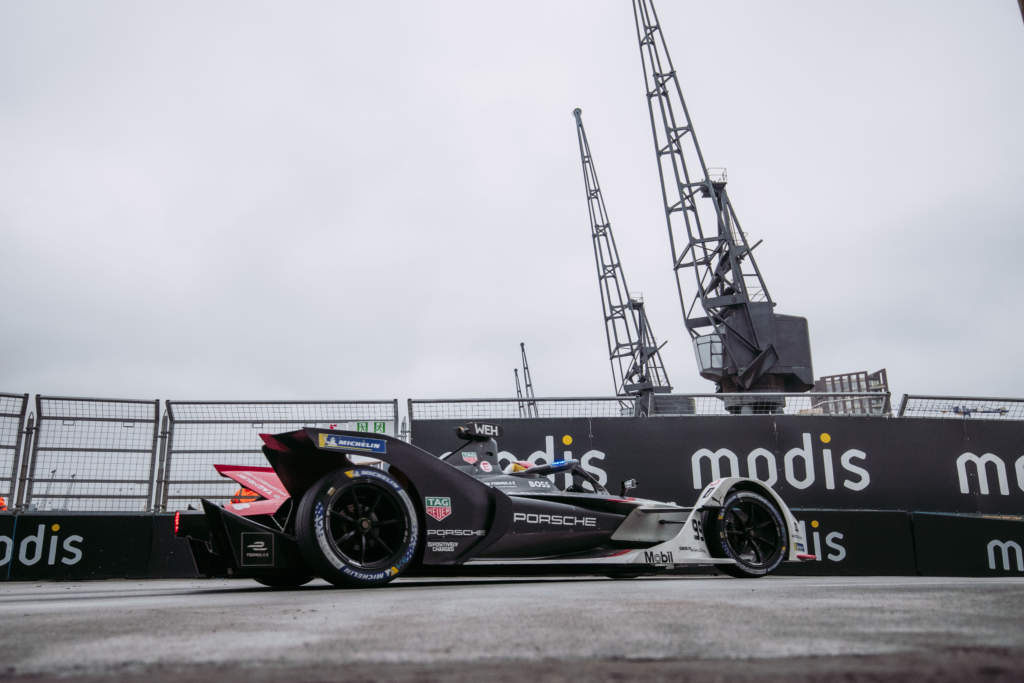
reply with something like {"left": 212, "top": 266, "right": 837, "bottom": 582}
{"left": 1, "top": 575, "right": 1023, "bottom": 681}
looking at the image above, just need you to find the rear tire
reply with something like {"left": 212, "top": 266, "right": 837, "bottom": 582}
{"left": 295, "top": 467, "right": 419, "bottom": 587}
{"left": 704, "top": 490, "right": 787, "bottom": 578}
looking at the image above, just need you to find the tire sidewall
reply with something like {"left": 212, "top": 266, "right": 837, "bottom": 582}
{"left": 296, "top": 467, "right": 419, "bottom": 587}
{"left": 709, "top": 490, "right": 787, "bottom": 577}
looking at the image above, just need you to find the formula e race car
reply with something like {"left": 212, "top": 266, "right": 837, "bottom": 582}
{"left": 176, "top": 423, "right": 814, "bottom": 587}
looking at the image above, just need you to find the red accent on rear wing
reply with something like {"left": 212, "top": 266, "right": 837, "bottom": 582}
{"left": 213, "top": 464, "right": 291, "bottom": 516}
{"left": 215, "top": 464, "right": 289, "bottom": 500}
{"left": 796, "top": 554, "right": 817, "bottom": 561}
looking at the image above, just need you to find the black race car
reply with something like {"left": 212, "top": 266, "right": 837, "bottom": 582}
{"left": 176, "top": 423, "right": 812, "bottom": 587}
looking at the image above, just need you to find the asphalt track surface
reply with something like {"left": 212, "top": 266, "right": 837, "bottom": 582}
{"left": 1, "top": 575, "right": 1023, "bottom": 682}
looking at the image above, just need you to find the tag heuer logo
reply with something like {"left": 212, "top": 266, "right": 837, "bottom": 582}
{"left": 425, "top": 496, "right": 452, "bottom": 521}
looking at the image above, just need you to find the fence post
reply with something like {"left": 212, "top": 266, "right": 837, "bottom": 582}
{"left": 152, "top": 406, "right": 169, "bottom": 512}
{"left": 19, "top": 395, "right": 44, "bottom": 510}
{"left": 158, "top": 402, "right": 176, "bottom": 512}
{"left": 14, "top": 412, "right": 35, "bottom": 510}
{"left": 3, "top": 393, "right": 28, "bottom": 511}
{"left": 897, "top": 394, "right": 909, "bottom": 417}
{"left": 406, "top": 398, "right": 415, "bottom": 443}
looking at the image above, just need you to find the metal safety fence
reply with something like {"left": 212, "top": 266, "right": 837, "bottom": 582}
{"left": 2, "top": 389, "right": 1022, "bottom": 512}
{"left": 21, "top": 397, "right": 160, "bottom": 512}
{"left": 409, "top": 391, "right": 893, "bottom": 426}
{"left": 0, "top": 393, "right": 28, "bottom": 509}
{"left": 159, "top": 400, "right": 399, "bottom": 511}
{"left": 409, "top": 397, "right": 635, "bottom": 422}
{"left": 897, "top": 395, "right": 1024, "bottom": 420}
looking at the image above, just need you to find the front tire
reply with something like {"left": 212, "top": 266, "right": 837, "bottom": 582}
{"left": 704, "top": 490, "right": 787, "bottom": 578}
{"left": 295, "top": 467, "right": 419, "bottom": 587}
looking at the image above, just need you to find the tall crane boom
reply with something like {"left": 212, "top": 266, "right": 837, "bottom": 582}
{"left": 514, "top": 368, "right": 526, "bottom": 417}
{"left": 631, "top": 0, "right": 813, "bottom": 402}
{"left": 573, "top": 108, "right": 672, "bottom": 399}
{"left": 519, "top": 342, "right": 539, "bottom": 418}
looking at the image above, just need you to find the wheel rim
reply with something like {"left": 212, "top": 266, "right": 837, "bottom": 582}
{"left": 722, "top": 498, "right": 782, "bottom": 569}
{"left": 325, "top": 481, "right": 408, "bottom": 569}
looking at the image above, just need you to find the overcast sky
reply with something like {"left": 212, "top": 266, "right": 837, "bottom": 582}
{"left": 2, "top": 1, "right": 1022, "bottom": 404}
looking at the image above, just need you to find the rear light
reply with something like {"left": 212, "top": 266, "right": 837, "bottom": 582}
{"left": 174, "top": 511, "right": 180, "bottom": 535}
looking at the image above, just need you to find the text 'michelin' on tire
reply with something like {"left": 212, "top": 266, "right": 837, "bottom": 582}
{"left": 705, "top": 490, "right": 787, "bottom": 578}
{"left": 295, "top": 467, "right": 419, "bottom": 587}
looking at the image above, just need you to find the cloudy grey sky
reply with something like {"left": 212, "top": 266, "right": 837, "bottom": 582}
{"left": 2, "top": 1, "right": 1022, "bottom": 404}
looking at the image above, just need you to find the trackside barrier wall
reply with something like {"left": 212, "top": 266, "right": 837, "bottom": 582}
{"left": 776, "top": 510, "right": 916, "bottom": 576}
{"left": 159, "top": 400, "right": 399, "bottom": 511}
{"left": 911, "top": 512, "right": 1024, "bottom": 576}
{"left": 22, "top": 397, "right": 160, "bottom": 512}
{"left": 3, "top": 510, "right": 1021, "bottom": 580}
{"left": 0, "top": 394, "right": 28, "bottom": 508}
{"left": 0, "top": 512, "right": 195, "bottom": 580}
{"left": 408, "top": 399, "right": 1024, "bottom": 515}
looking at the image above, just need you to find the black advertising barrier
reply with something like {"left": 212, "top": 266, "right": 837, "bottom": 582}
{"left": 776, "top": 509, "right": 916, "bottom": 576}
{"left": 0, "top": 513, "right": 14, "bottom": 579}
{"left": 410, "top": 416, "right": 1024, "bottom": 515}
{"left": 911, "top": 512, "right": 1024, "bottom": 576}
{"left": 0, "top": 512, "right": 199, "bottom": 581}
{"left": 0, "top": 512, "right": 153, "bottom": 580}
{"left": 3, "top": 510, "right": 1021, "bottom": 578}
{"left": 147, "top": 514, "right": 200, "bottom": 579}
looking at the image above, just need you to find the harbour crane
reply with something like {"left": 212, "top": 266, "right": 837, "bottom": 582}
{"left": 519, "top": 342, "right": 539, "bottom": 418}
{"left": 573, "top": 107, "right": 672, "bottom": 411}
{"left": 631, "top": 0, "right": 814, "bottom": 411}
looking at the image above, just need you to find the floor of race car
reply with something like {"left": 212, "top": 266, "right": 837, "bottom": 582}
{"left": 1, "top": 575, "right": 1022, "bottom": 682}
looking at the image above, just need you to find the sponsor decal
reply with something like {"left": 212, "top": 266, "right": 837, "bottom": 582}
{"left": 341, "top": 565, "right": 398, "bottom": 581}
{"left": 427, "top": 529, "right": 485, "bottom": 536}
{"left": 314, "top": 501, "right": 343, "bottom": 570}
{"left": 690, "top": 432, "right": 870, "bottom": 492}
{"left": 0, "top": 523, "right": 84, "bottom": 568}
{"left": 425, "top": 496, "right": 452, "bottom": 522}
{"left": 644, "top": 550, "right": 674, "bottom": 565}
{"left": 487, "top": 480, "right": 520, "bottom": 488}
{"left": 527, "top": 480, "right": 552, "bottom": 489}
{"left": 479, "top": 461, "right": 493, "bottom": 473}
{"left": 318, "top": 433, "right": 387, "bottom": 455}
{"left": 427, "top": 541, "right": 459, "bottom": 552}
{"left": 795, "top": 519, "right": 847, "bottom": 562}
{"left": 240, "top": 532, "right": 274, "bottom": 567}
{"left": 698, "top": 483, "right": 719, "bottom": 503}
{"left": 987, "top": 540, "right": 1024, "bottom": 572}
{"left": 512, "top": 512, "right": 596, "bottom": 528}
{"left": 462, "top": 452, "right": 478, "bottom": 465}
{"left": 956, "top": 452, "right": 1024, "bottom": 496}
